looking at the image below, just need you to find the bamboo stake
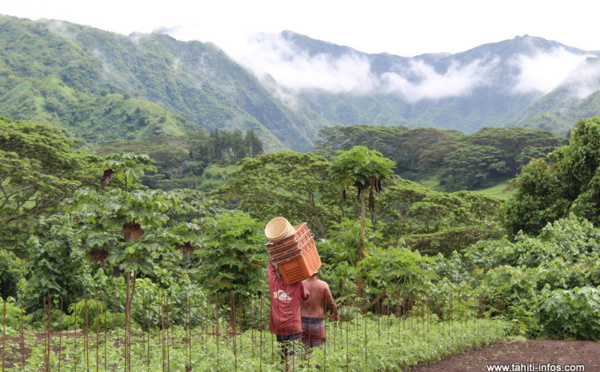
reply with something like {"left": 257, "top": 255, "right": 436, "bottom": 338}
{"left": 45, "top": 294, "right": 51, "bottom": 372}
{"left": 186, "top": 293, "right": 192, "bottom": 372}
{"left": 21, "top": 299, "right": 25, "bottom": 370}
{"left": 250, "top": 296, "right": 255, "bottom": 359}
{"left": 204, "top": 298, "right": 208, "bottom": 356}
{"left": 74, "top": 291, "right": 79, "bottom": 372}
{"left": 450, "top": 292, "right": 454, "bottom": 349}
{"left": 323, "top": 289, "right": 328, "bottom": 372}
{"left": 215, "top": 295, "right": 220, "bottom": 371}
{"left": 377, "top": 296, "right": 381, "bottom": 341}
{"left": 2, "top": 299, "right": 6, "bottom": 372}
{"left": 166, "top": 293, "right": 171, "bottom": 372}
{"left": 114, "top": 285, "right": 119, "bottom": 371}
{"left": 160, "top": 292, "right": 166, "bottom": 372}
{"left": 259, "top": 291, "right": 263, "bottom": 372}
{"left": 421, "top": 295, "right": 425, "bottom": 338}
{"left": 146, "top": 290, "right": 151, "bottom": 369}
{"left": 58, "top": 298, "right": 64, "bottom": 372}
{"left": 345, "top": 315, "right": 349, "bottom": 372}
{"left": 238, "top": 293, "right": 243, "bottom": 353}
{"left": 124, "top": 272, "right": 131, "bottom": 372}
{"left": 84, "top": 296, "right": 89, "bottom": 372}
{"left": 363, "top": 300, "right": 368, "bottom": 370}
{"left": 42, "top": 295, "right": 46, "bottom": 372}
{"left": 104, "top": 292, "right": 108, "bottom": 372}
{"left": 231, "top": 294, "right": 237, "bottom": 371}
{"left": 332, "top": 303, "right": 336, "bottom": 354}
{"left": 95, "top": 293, "right": 100, "bottom": 372}
{"left": 270, "top": 332, "right": 274, "bottom": 366}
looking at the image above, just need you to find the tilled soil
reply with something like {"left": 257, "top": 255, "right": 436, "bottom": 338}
{"left": 412, "top": 339, "right": 600, "bottom": 372}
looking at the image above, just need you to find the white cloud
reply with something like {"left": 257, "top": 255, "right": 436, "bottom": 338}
{"left": 561, "top": 58, "right": 600, "bottom": 98}
{"left": 511, "top": 47, "right": 589, "bottom": 94}
{"left": 167, "top": 27, "right": 600, "bottom": 103}
{"left": 226, "top": 33, "right": 376, "bottom": 94}
{"left": 217, "top": 32, "right": 495, "bottom": 102}
{"left": 381, "top": 59, "right": 494, "bottom": 102}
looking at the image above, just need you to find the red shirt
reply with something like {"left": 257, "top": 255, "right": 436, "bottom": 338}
{"left": 268, "top": 263, "right": 309, "bottom": 336}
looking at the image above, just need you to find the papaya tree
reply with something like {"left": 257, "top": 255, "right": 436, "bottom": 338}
{"left": 329, "top": 146, "right": 395, "bottom": 302}
{"left": 27, "top": 152, "right": 211, "bottom": 370}
{"left": 329, "top": 146, "right": 396, "bottom": 259}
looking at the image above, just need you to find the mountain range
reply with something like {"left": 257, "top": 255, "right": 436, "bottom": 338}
{"left": 1, "top": 14, "right": 600, "bottom": 152}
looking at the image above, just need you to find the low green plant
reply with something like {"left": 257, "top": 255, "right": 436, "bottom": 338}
{"left": 538, "top": 286, "right": 600, "bottom": 341}
{"left": 0, "top": 314, "right": 511, "bottom": 371}
{"left": 0, "top": 297, "right": 27, "bottom": 336}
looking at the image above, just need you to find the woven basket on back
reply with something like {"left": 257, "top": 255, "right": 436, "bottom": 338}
{"left": 264, "top": 217, "right": 296, "bottom": 242}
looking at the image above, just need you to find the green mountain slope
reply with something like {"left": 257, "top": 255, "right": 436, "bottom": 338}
{"left": 0, "top": 15, "right": 314, "bottom": 151}
{"left": 273, "top": 32, "right": 600, "bottom": 135}
{"left": 2, "top": 15, "right": 600, "bottom": 152}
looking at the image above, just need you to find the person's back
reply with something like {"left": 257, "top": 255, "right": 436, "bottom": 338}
{"left": 300, "top": 272, "right": 338, "bottom": 356}
{"left": 300, "top": 274, "right": 336, "bottom": 318}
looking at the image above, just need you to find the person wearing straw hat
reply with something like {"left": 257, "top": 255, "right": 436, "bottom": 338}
{"left": 300, "top": 270, "right": 339, "bottom": 358}
{"left": 268, "top": 260, "right": 309, "bottom": 371}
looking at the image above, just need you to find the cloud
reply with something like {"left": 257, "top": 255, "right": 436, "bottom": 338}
{"left": 228, "top": 33, "right": 376, "bottom": 94}
{"left": 561, "top": 57, "right": 600, "bottom": 98}
{"left": 166, "top": 28, "right": 600, "bottom": 103}
{"left": 218, "top": 32, "right": 495, "bottom": 103}
{"left": 511, "top": 47, "right": 590, "bottom": 95}
{"left": 381, "top": 59, "right": 494, "bottom": 102}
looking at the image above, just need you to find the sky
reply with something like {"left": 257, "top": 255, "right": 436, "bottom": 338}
{"left": 2, "top": 0, "right": 599, "bottom": 57}
{"left": 3, "top": 0, "right": 600, "bottom": 100}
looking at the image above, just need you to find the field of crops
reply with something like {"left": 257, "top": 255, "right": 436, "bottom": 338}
{"left": 2, "top": 300, "right": 510, "bottom": 371}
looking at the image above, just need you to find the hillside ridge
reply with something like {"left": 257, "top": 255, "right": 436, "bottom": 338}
{"left": 1, "top": 14, "right": 599, "bottom": 150}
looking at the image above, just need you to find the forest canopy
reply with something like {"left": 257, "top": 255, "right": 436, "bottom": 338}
{"left": 314, "top": 125, "right": 567, "bottom": 191}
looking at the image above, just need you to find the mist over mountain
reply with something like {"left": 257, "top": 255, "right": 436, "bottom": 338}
{"left": 229, "top": 31, "right": 600, "bottom": 134}
{"left": 2, "top": 14, "right": 600, "bottom": 151}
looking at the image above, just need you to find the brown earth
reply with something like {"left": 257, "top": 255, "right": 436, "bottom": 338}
{"left": 412, "top": 339, "right": 600, "bottom": 372}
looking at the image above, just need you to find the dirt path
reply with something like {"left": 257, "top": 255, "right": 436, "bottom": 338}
{"left": 412, "top": 339, "right": 600, "bottom": 372}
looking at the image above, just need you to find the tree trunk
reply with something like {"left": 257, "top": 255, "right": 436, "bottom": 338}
{"left": 356, "top": 190, "right": 366, "bottom": 301}
{"left": 360, "top": 190, "right": 366, "bottom": 238}
{"left": 358, "top": 189, "right": 366, "bottom": 260}
{"left": 124, "top": 270, "right": 136, "bottom": 372}
{"left": 125, "top": 271, "right": 131, "bottom": 371}
{"left": 361, "top": 291, "right": 386, "bottom": 313}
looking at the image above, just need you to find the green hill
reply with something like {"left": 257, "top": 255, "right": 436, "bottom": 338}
{"left": 2, "top": 15, "right": 600, "bottom": 153}
{"left": 0, "top": 15, "right": 314, "bottom": 151}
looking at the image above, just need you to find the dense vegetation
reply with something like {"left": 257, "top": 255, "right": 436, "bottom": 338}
{"left": 3, "top": 16, "right": 600, "bottom": 368}
{"left": 2, "top": 114, "right": 600, "bottom": 370}
{"left": 0, "top": 15, "right": 312, "bottom": 151}
{"left": 88, "top": 124, "right": 566, "bottom": 195}
{"left": 502, "top": 117, "right": 600, "bottom": 236}
{"left": 94, "top": 128, "right": 263, "bottom": 190}
{"left": 314, "top": 125, "right": 567, "bottom": 191}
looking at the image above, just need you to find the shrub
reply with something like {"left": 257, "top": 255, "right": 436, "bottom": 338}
{"left": 0, "top": 297, "right": 28, "bottom": 336}
{"left": 538, "top": 286, "right": 600, "bottom": 341}
{"left": 0, "top": 249, "right": 24, "bottom": 298}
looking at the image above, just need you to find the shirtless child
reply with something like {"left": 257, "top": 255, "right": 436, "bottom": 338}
{"left": 300, "top": 271, "right": 339, "bottom": 356}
